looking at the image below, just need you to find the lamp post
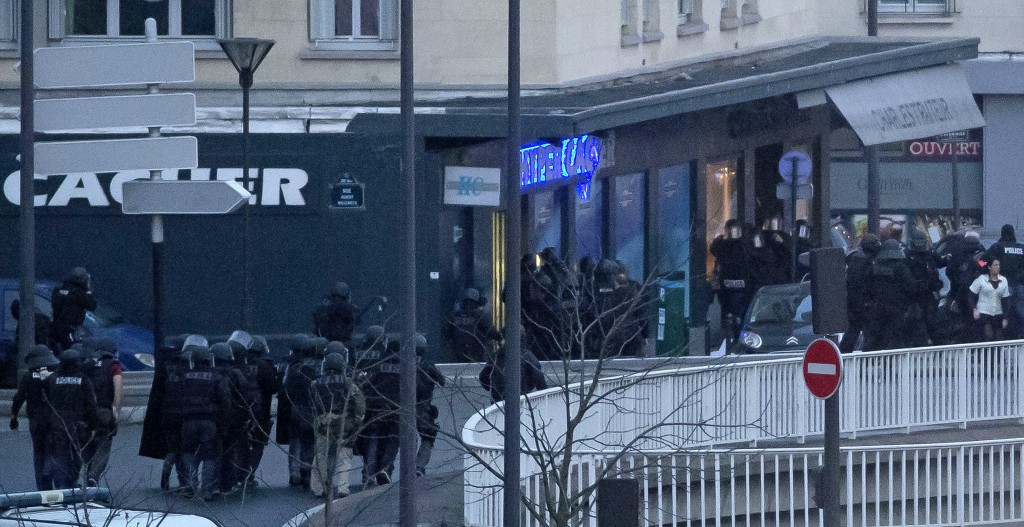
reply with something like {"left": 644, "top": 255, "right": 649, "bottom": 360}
{"left": 218, "top": 38, "right": 274, "bottom": 330}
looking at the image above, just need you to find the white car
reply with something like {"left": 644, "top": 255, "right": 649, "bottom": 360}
{"left": 0, "top": 488, "right": 219, "bottom": 527}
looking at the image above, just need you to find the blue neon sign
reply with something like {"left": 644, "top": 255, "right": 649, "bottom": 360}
{"left": 519, "top": 134, "right": 603, "bottom": 200}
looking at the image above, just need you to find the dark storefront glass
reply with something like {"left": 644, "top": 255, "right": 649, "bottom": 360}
{"left": 532, "top": 190, "right": 562, "bottom": 255}
{"left": 614, "top": 173, "right": 646, "bottom": 281}
{"left": 656, "top": 165, "right": 691, "bottom": 275}
{"left": 575, "top": 180, "right": 604, "bottom": 263}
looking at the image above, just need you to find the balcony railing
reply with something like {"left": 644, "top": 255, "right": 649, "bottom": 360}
{"left": 869, "top": 0, "right": 958, "bottom": 16}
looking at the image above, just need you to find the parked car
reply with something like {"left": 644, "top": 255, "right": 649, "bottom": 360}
{"left": 0, "top": 278, "right": 154, "bottom": 387}
{"left": 0, "top": 488, "right": 218, "bottom": 526}
{"left": 734, "top": 282, "right": 817, "bottom": 354}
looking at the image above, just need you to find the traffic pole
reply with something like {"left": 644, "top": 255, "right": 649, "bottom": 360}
{"left": 790, "top": 156, "right": 798, "bottom": 281}
{"left": 823, "top": 334, "right": 842, "bottom": 526}
{"left": 398, "top": 0, "right": 418, "bottom": 525}
{"left": 145, "top": 19, "right": 165, "bottom": 362}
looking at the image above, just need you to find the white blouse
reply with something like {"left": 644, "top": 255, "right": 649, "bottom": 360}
{"left": 969, "top": 274, "right": 1011, "bottom": 316}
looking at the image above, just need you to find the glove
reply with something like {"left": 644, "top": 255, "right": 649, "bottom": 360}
{"left": 9, "top": 417, "right": 18, "bottom": 431}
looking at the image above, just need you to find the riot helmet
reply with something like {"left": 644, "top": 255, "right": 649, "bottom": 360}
{"left": 191, "top": 345, "right": 213, "bottom": 365}
{"left": 363, "top": 325, "right": 387, "bottom": 349}
{"left": 227, "top": 330, "right": 254, "bottom": 358}
{"left": 25, "top": 344, "right": 58, "bottom": 369}
{"left": 251, "top": 335, "right": 270, "bottom": 358}
{"left": 877, "top": 239, "right": 906, "bottom": 261}
{"left": 312, "top": 336, "right": 329, "bottom": 358}
{"left": 325, "top": 341, "right": 348, "bottom": 365}
{"left": 795, "top": 219, "right": 810, "bottom": 240}
{"left": 211, "top": 342, "right": 234, "bottom": 363}
{"left": 332, "top": 281, "right": 352, "bottom": 299}
{"left": 322, "top": 352, "right": 346, "bottom": 373}
{"left": 763, "top": 217, "right": 782, "bottom": 233}
{"left": 60, "top": 347, "right": 82, "bottom": 364}
{"left": 726, "top": 219, "right": 742, "bottom": 239}
{"left": 66, "top": 266, "right": 90, "bottom": 288}
{"left": 908, "top": 229, "right": 929, "bottom": 252}
{"left": 859, "top": 234, "right": 882, "bottom": 257}
{"left": 91, "top": 338, "right": 117, "bottom": 359}
{"left": 182, "top": 335, "right": 209, "bottom": 356}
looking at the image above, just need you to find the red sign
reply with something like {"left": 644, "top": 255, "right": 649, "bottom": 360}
{"left": 803, "top": 339, "right": 842, "bottom": 399}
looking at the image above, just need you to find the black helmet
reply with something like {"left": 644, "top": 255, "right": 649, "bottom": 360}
{"left": 211, "top": 342, "right": 234, "bottom": 362}
{"left": 60, "top": 347, "right": 82, "bottom": 363}
{"left": 322, "top": 352, "right": 346, "bottom": 373}
{"left": 91, "top": 338, "right": 117, "bottom": 359}
{"left": 227, "top": 330, "right": 254, "bottom": 357}
{"left": 66, "top": 266, "right": 90, "bottom": 287}
{"left": 312, "top": 337, "right": 329, "bottom": 358}
{"left": 182, "top": 335, "right": 209, "bottom": 356}
{"left": 596, "top": 258, "right": 619, "bottom": 277}
{"left": 26, "top": 345, "right": 58, "bottom": 369}
{"left": 877, "top": 238, "right": 906, "bottom": 261}
{"left": 191, "top": 345, "right": 213, "bottom": 364}
{"left": 291, "top": 334, "right": 312, "bottom": 353}
{"left": 251, "top": 335, "right": 270, "bottom": 357}
{"left": 461, "top": 288, "right": 481, "bottom": 304}
{"left": 859, "top": 234, "right": 882, "bottom": 257}
{"left": 908, "top": 229, "right": 929, "bottom": 252}
{"left": 326, "top": 341, "right": 348, "bottom": 360}
{"left": 332, "top": 281, "right": 352, "bottom": 298}
{"left": 163, "top": 334, "right": 189, "bottom": 359}
{"left": 364, "top": 325, "right": 387, "bottom": 348}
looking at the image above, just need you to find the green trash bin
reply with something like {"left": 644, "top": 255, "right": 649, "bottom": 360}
{"left": 654, "top": 271, "right": 689, "bottom": 356}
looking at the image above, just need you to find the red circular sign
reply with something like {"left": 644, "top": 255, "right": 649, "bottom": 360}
{"left": 802, "top": 338, "right": 843, "bottom": 399}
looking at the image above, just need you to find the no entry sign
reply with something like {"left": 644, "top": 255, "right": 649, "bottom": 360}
{"left": 803, "top": 338, "right": 843, "bottom": 399}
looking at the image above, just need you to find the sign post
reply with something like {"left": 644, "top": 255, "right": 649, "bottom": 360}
{"left": 803, "top": 337, "right": 842, "bottom": 525}
{"left": 779, "top": 150, "right": 812, "bottom": 281}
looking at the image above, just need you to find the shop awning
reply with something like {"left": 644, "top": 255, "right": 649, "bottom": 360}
{"left": 824, "top": 64, "right": 985, "bottom": 146}
{"left": 347, "top": 37, "right": 982, "bottom": 140}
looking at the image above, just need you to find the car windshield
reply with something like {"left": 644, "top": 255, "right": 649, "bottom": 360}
{"left": 748, "top": 288, "right": 811, "bottom": 324}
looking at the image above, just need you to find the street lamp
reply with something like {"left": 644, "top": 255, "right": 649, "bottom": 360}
{"left": 218, "top": 37, "right": 274, "bottom": 330}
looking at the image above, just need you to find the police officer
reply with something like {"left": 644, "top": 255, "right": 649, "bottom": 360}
{"left": 243, "top": 335, "right": 281, "bottom": 488}
{"left": 987, "top": 224, "right": 1024, "bottom": 338}
{"left": 50, "top": 267, "right": 97, "bottom": 353}
{"left": 10, "top": 344, "right": 60, "bottom": 490}
{"left": 180, "top": 342, "right": 230, "bottom": 501}
{"left": 761, "top": 217, "right": 793, "bottom": 284}
{"left": 310, "top": 345, "right": 365, "bottom": 499}
{"left": 480, "top": 333, "right": 548, "bottom": 403}
{"left": 275, "top": 334, "right": 310, "bottom": 447}
{"left": 80, "top": 337, "right": 123, "bottom": 485}
{"left": 45, "top": 347, "right": 99, "bottom": 489}
{"left": 710, "top": 219, "right": 751, "bottom": 344}
{"left": 283, "top": 335, "right": 320, "bottom": 488}
{"left": 313, "top": 282, "right": 387, "bottom": 347}
{"left": 361, "top": 338, "right": 401, "bottom": 488}
{"left": 354, "top": 325, "right": 388, "bottom": 373}
{"left": 905, "top": 230, "right": 945, "bottom": 346}
{"left": 214, "top": 338, "right": 252, "bottom": 495}
{"left": 447, "top": 288, "right": 502, "bottom": 363}
{"left": 160, "top": 335, "right": 203, "bottom": 492}
{"left": 794, "top": 219, "right": 813, "bottom": 279}
{"left": 945, "top": 231, "right": 987, "bottom": 333}
{"left": 414, "top": 334, "right": 445, "bottom": 477}
{"left": 225, "top": 330, "right": 263, "bottom": 491}
{"left": 863, "top": 239, "right": 916, "bottom": 351}
{"left": 840, "top": 234, "right": 881, "bottom": 353}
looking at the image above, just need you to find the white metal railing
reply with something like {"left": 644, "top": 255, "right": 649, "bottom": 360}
{"left": 463, "top": 341, "right": 1024, "bottom": 527}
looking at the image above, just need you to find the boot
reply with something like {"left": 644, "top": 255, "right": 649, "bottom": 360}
{"left": 160, "top": 463, "right": 172, "bottom": 492}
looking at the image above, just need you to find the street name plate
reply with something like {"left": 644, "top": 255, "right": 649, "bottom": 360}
{"left": 35, "top": 93, "right": 197, "bottom": 132}
{"left": 35, "top": 137, "right": 198, "bottom": 175}
{"left": 34, "top": 41, "right": 195, "bottom": 89}
{"left": 122, "top": 180, "right": 250, "bottom": 215}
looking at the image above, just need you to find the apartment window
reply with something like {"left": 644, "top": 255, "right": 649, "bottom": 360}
{"left": 740, "top": 0, "right": 761, "bottom": 24}
{"left": 642, "top": 0, "right": 662, "bottom": 42}
{"left": 879, "top": 0, "right": 950, "bottom": 14}
{"left": 310, "top": 0, "right": 398, "bottom": 50}
{"left": 0, "top": 0, "right": 14, "bottom": 47}
{"left": 677, "top": 0, "right": 708, "bottom": 36}
{"left": 50, "top": 0, "right": 229, "bottom": 43}
{"left": 621, "top": 0, "right": 640, "bottom": 46}
{"left": 720, "top": 0, "right": 740, "bottom": 29}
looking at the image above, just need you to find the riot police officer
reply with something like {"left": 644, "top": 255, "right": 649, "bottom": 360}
{"left": 840, "top": 234, "right": 881, "bottom": 353}
{"left": 180, "top": 343, "right": 230, "bottom": 501}
{"left": 905, "top": 230, "right": 945, "bottom": 345}
{"left": 480, "top": 333, "right": 548, "bottom": 403}
{"left": 314, "top": 282, "right": 358, "bottom": 345}
{"left": 710, "top": 219, "right": 751, "bottom": 344}
{"left": 283, "top": 335, "right": 320, "bottom": 488}
{"left": 243, "top": 335, "right": 280, "bottom": 488}
{"left": 310, "top": 346, "right": 365, "bottom": 499}
{"left": 10, "top": 344, "right": 59, "bottom": 490}
{"left": 414, "top": 334, "right": 445, "bottom": 477}
{"left": 354, "top": 325, "right": 388, "bottom": 373}
{"left": 863, "top": 239, "right": 916, "bottom": 351}
{"left": 214, "top": 339, "right": 252, "bottom": 495}
{"left": 45, "top": 347, "right": 99, "bottom": 489}
{"left": 361, "top": 339, "right": 401, "bottom": 488}
{"left": 447, "top": 288, "right": 502, "bottom": 363}
{"left": 81, "top": 337, "right": 123, "bottom": 484}
{"left": 987, "top": 224, "right": 1024, "bottom": 338}
{"left": 226, "top": 330, "right": 263, "bottom": 490}
{"left": 50, "top": 267, "right": 97, "bottom": 353}
{"left": 761, "top": 217, "right": 793, "bottom": 284}
{"left": 160, "top": 334, "right": 203, "bottom": 492}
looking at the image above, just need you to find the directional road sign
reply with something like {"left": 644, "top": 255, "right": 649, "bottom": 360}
{"left": 803, "top": 338, "right": 843, "bottom": 399}
{"left": 35, "top": 93, "right": 196, "bottom": 132}
{"left": 778, "top": 150, "right": 812, "bottom": 185}
{"left": 34, "top": 41, "right": 195, "bottom": 89}
{"left": 35, "top": 136, "right": 198, "bottom": 176}
{"left": 121, "top": 180, "right": 250, "bottom": 215}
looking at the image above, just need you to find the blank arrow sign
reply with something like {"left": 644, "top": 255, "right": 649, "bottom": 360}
{"left": 36, "top": 93, "right": 196, "bottom": 132}
{"left": 122, "top": 180, "right": 250, "bottom": 215}
{"left": 35, "top": 137, "right": 197, "bottom": 176}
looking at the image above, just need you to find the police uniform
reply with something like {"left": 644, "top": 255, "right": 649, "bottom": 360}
{"left": 50, "top": 268, "right": 97, "bottom": 353}
{"left": 447, "top": 289, "right": 501, "bottom": 363}
{"left": 987, "top": 225, "right": 1024, "bottom": 338}
{"left": 10, "top": 345, "right": 59, "bottom": 490}
{"left": 159, "top": 336, "right": 197, "bottom": 492}
{"left": 80, "top": 338, "right": 122, "bottom": 484}
{"left": 180, "top": 346, "right": 231, "bottom": 500}
{"left": 45, "top": 349, "right": 99, "bottom": 489}
{"left": 310, "top": 349, "right": 365, "bottom": 498}
{"left": 415, "top": 338, "right": 446, "bottom": 477}
{"left": 710, "top": 222, "right": 751, "bottom": 343}
{"left": 863, "top": 240, "right": 916, "bottom": 351}
{"left": 213, "top": 341, "right": 252, "bottom": 494}
{"left": 361, "top": 341, "right": 401, "bottom": 488}
{"left": 243, "top": 335, "right": 281, "bottom": 487}
{"left": 283, "top": 340, "right": 320, "bottom": 488}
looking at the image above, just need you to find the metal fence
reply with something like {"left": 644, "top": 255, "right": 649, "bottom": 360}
{"left": 463, "top": 341, "right": 1024, "bottom": 527}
